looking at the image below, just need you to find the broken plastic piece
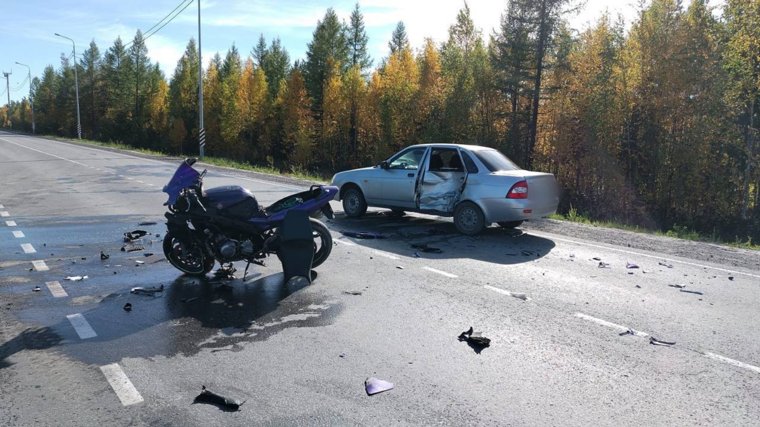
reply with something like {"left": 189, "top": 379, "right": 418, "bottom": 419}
{"left": 626, "top": 262, "right": 639, "bottom": 269}
{"left": 411, "top": 243, "right": 443, "bottom": 253}
{"left": 214, "top": 264, "right": 237, "bottom": 279}
{"left": 341, "top": 231, "right": 386, "bottom": 239}
{"left": 658, "top": 261, "right": 673, "bottom": 268}
{"left": 679, "top": 289, "right": 704, "bottom": 295}
{"left": 669, "top": 284, "right": 687, "bottom": 289}
{"left": 130, "top": 285, "right": 165, "bottom": 296}
{"left": 396, "top": 265, "right": 404, "bottom": 270}
{"left": 100, "top": 251, "right": 110, "bottom": 260}
{"left": 458, "top": 326, "right": 491, "bottom": 353}
{"left": 138, "top": 221, "right": 157, "bottom": 226}
{"left": 592, "top": 257, "right": 602, "bottom": 261}
{"left": 135, "top": 260, "right": 145, "bottom": 265}
{"left": 193, "top": 386, "right": 243, "bottom": 411}
{"left": 365, "top": 377, "right": 394, "bottom": 396}
{"left": 619, "top": 329, "right": 635, "bottom": 336}
{"left": 649, "top": 337, "right": 676, "bottom": 346}
{"left": 123, "top": 230, "right": 148, "bottom": 242}
{"left": 123, "top": 303, "right": 132, "bottom": 312}
{"left": 65, "top": 276, "right": 88, "bottom": 281}
{"left": 343, "top": 291, "right": 363, "bottom": 296}
{"left": 598, "top": 262, "right": 610, "bottom": 268}
{"left": 413, "top": 252, "right": 421, "bottom": 258}
{"left": 121, "top": 243, "right": 144, "bottom": 252}
{"left": 728, "top": 276, "right": 734, "bottom": 281}
{"left": 33, "top": 286, "right": 41, "bottom": 292}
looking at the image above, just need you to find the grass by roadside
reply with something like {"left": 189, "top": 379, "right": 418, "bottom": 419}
{"left": 549, "top": 208, "right": 760, "bottom": 251}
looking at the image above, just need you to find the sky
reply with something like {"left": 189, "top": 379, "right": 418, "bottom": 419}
{"left": 0, "top": 0, "right": 724, "bottom": 104}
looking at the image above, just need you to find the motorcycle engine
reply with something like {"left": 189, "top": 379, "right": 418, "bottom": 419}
{"left": 215, "top": 236, "right": 255, "bottom": 261}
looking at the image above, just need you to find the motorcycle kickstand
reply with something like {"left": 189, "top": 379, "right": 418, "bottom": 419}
{"left": 243, "top": 261, "right": 251, "bottom": 280}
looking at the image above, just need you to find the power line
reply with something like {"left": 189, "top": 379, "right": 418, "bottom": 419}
{"left": 125, "top": 0, "right": 193, "bottom": 49}
{"left": 11, "top": 75, "right": 30, "bottom": 92}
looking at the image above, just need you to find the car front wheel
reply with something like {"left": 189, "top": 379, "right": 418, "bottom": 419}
{"left": 342, "top": 187, "right": 367, "bottom": 218}
{"left": 454, "top": 201, "right": 485, "bottom": 235}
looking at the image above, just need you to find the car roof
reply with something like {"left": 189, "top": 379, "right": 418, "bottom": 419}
{"left": 406, "top": 143, "right": 494, "bottom": 151}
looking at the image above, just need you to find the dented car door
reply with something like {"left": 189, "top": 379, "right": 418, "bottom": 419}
{"left": 416, "top": 147, "right": 468, "bottom": 213}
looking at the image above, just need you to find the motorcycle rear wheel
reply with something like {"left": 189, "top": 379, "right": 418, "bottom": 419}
{"left": 310, "top": 218, "right": 333, "bottom": 268}
{"left": 163, "top": 232, "right": 215, "bottom": 276}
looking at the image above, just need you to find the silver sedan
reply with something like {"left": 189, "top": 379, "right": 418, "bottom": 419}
{"left": 330, "top": 144, "right": 560, "bottom": 235}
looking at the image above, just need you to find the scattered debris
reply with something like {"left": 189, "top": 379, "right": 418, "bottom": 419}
{"left": 626, "top": 262, "right": 639, "bottom": 269}
{"left": 592, "top": 257, "right": 602, "bottom": 261}
{"left": 121, "top": 243, "right": 144, "bottom": 252}
{"left": 510, "top": 293, "right": 529, "bottom": 301}
{"left": 123, "top": 230, "right": 148, "bottom": 242}
{"left": 649, "top": 337, "right": 676, "bottom": 346}
{"left": 130, "top": 285, "right": 165, "bottom": 296}
{"left": 396, "top": 265, "right": 404, "bottom": 270}
{"left": 135, "top": 260, "right": 145, "bottom": 265}
{"left": 413, "top": 252, "right": 421, "bottom": 258}
{"left": 123, "top": 303, "right": 132, "bottom": 312}
{"left": 100, "top": 251, "right": 110, "bottom": 260}
{"left": 33, "top": 286, "right": 41, "bottom": 292}
{"left": 365, "top": 377, "right": 394, "bottom": 396}
{"left": 635, "top": 285, "right": 642, "bottom": 288}
{"left": 728, "top": 276, "right": 734, "bottom": 281}
{"left": 65, "top": 276, "right": 88, "bottom": 281}
{"left": 569, "top": 254, "right": 576, "bottom": 258}
{"left": 668, "top": 284, "right": 687, "bottom": 289}
{"left": 458, "top": 326, "right": 491, "bottom": 353}
{"left": 619, "top": 329, "right": 635, "bottom": 336}
{"left": 214, "top": 264, "right": 237, "bottom": 279}
{"left": 341, "top": 231, "right": 386, "bottom": 239}
{"left": 598, "top": 262, "right": 610, "bottom": 268}
{"left": 143, "top": 252, "right": 154, "bottom": 257}
{"left": 680, "top": 289, "right": 704, "bottom": 295}
{"left": 658, "top": 261, "right": 673, "bottom": 268}
{"left": 193, "top": 386, "right": 243, "bottom": 411}
{"left": 343, "top": 291, "right": 363, "bottom": 296}
{"left": 138, "top": 221, "right": 157, "bottom": 226}
{"left": 411, "top": 243, "right": 443, "bottom": 253}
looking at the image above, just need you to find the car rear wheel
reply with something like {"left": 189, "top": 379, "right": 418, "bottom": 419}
{"left": 497, "top": 220, "right": 523, "bottom": 229}
{"left": 342, "top": 187, "right": 367, "bottom": 218}
{"left": 454, "top": 201, "right": 485, "bottom": 235}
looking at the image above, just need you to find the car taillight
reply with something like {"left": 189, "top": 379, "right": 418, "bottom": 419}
{"left": 507, "top": 180, "right": 528, "bottom": 199}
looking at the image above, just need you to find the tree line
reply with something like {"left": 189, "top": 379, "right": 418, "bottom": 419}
{"left": 1, "top": 0, "right": 758, "bottom": 241}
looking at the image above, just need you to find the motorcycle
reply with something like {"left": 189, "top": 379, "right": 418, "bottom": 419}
{"left": 162, "top": 158, "right": 338, "bottom": 277}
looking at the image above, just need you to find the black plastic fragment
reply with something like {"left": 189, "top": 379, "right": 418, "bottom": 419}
{"left": 138, "top": 221, "right": 157, "bottom": 226}
{"left": 123, "top": 303, "right": 132, "bottom": 312}
{"left": 123, "top": 230, "right": 148, "bottom": 242}
{"left": 193, "top": 386, "right": 243, "bottom": 411}
{"left": 649, "top": 337, "right": 676, "bottom": 346}
{"left": 341, "top": 231, "right": 386, "bottom": 239}
{"left": 130, "top": 285, "right": 165, "bottom": 296}
{"left": 121, "top": 243, "right": 144, "bottom": 252}
{"left": 365, "top": 377, "right": 394, "bottom": 396}
{"left": 679, "top": 289, "right": 704, "bottom": 295}
{"left": 411, "top": 244, "right": 443, "bottom": 253}
{"left": 100, "top": 251, "right": 110, "bottom": 260}
{"left": 458, "top": 326, "right": 491, "bottom": 353}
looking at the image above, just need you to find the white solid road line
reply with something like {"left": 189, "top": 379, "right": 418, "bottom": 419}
{"left": 0, "top": 211, "right": 8, "bottom": 217}
{"left": 6, "top": 220, "right": 17, "bottom": 226}
{"left": 372, "top": 250, "right": 400, "bottom": 260}
{"left": 423, "top": 266, "right": 459, "bottom": 278}
{"left": 484, "top": 285, "right": 530, "bottom": 301}
{"left": 66, "top": 313, "right": 97, "bottom": 339}
{"left": 575, "top": 312, "right": 649, "bottom": 337}
{"left": 21, "top": 243, "right": 36, "bottom": 254}
{"left": 46, "top": 281, "right": 68, "bottom": 298}
{"left": 100, "top": 363, "right": 144, "bottom": 406}
{"left": 0, "top": 137, "right": 89, "bottom": 167}
{"left": 528, "top": 230, "right": 760, "bottom": 280}
{"left": 335, "top": 238, "right": 356, "bottom": 246}
{"left": 704, "top": 352, "right": 760, "bottom": 374}
{"left": 12, "top": 230, "right": 25, "bottom": 238}
{"left": 32, "top": 260, "right": 49, "bottom": 271}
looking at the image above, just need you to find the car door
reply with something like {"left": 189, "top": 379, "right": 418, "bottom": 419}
{"left": 416, "top": 147, "right": 468, "bottom": 213}
{"left": 377, "top": 146, "right": 429, "bottom": 208}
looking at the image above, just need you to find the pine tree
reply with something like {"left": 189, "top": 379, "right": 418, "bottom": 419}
{"left": 168, "top": 39, "right": 199, "bottom": 154}
{"left": 305, "top": 8, "right": 349, "bottom": 111}
{"left": 388, "top": 21, "right": 410, "bottom": 54}
{"left": 262, "top": 38, "right": 291, "bottom": 100}
{"left": 80, "top": 41, "right": 102, "bottom": 139}
{"left": 347, "top": 3, "right": 372, "bottom": 71}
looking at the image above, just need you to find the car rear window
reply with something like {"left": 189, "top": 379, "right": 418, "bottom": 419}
{"left": 473, "top": 149, "right": 521, "bottom": 172}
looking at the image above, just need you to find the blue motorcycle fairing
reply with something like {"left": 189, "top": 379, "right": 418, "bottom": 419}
{"left": 163, "top": 162, "right": 201, "bottom": 205}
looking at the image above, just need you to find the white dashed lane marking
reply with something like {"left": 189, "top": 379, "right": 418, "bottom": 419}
{"left": 21, "top": 243, "right": 36, "bottom": 254}
{"left": 422, "top": 266, "right": 458, "bottom": 278}
{"left": 704, "top": 352, "right": 760, "bottom": 374}
{"left": 100, "top": 364, "right": 144, "bottom": 406}
{"left": 32, "top": 260, "right": 49, "bottom": 271}
{"left": 12, "top": 230, "right": 25, "bottom": 238}
{"left": 0, "top": 211, "right": 9, "bottom": 217}
{"left": 575, "top": 312, "right": 649, "bottom": 337}
{"left": 66, "top": 313, "right": 97, "bottom": 339}
{"left": 6, "top": 220, "right": 17, "bottom": 226}
{"left": 46, "top": 281, "right": 68, "bottom": 298}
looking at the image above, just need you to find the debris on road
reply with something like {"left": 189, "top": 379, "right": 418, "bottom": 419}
{"left": 396, "top": 265, "right": 404, "bottom": 270}
{"left": 123, "top": 230, "right": 148, "bottom": 242}
{"left": 365, "top": 377, "right": 394, "bottom": 396}
{"left": 65, "top": 276, "right": 88, "bottom": 281}
{"left": 138, "top": 221, "right": 157, "bottom": 226}
{"left": 130, "top": 285, "right": 164, "bottom": 296}
{"left": 626, "top": 262, "right": 639, "bottom": 269}
{"left": 193, "top": 386, "right": 244, "bottom": 411}
{"left": 341, "top": 231, "right": 386, "bottom": 239}
{"left": 121, "top": 243, "right": 144, "bottom": 252}
{"left": 458, "top": 326, "right": 491, "bottom": 353}
{"left": 33, "top": 286, "right": 41, "bottom": 292}
{"left": 728, "top": 276, "right": 734, "bottom": 281}
{"left": 598, "top": 262, "right": 610, "bottom": 268}
{"left": 100, "top": 251, "right": 110, "bottom": 260}
{"left": 669, "top": 284, "right": 687, "bottom": 289}
{"left": 509, "top": 293, "right": 529, "bottom": 301}
{"left": 592, "top": 257, "right": 602, "bottom": 261}
{"left": 143, "top": 252, "right": 154, "bottom": 257}
{"left": 214, "top": 264, "right": 237, "bottom": 279}
{"left": 649, "top": 337, "right": 676, "bottom": 346}
{"left": 181, "top": 297, "right": 198, "bottom": 303}
{"left": 658, "top": 261, "right": 673, "bottom": 268}
{"left": 413, "top": 252, "right": 421, "bottom": 258}
{"left": 135, "top": 260, "right": 145, "bottom": 265}
{"left": 680, "top": 289, "right": 704, "bottom": 295}
{"left": 123, "top": 303, "right": 132, "bottom": 312}
{"left": 411, "top": 243, "right": 443, "bottom": 253}
{"left": 343, "top": 291, "right": 363, "bottom": 296}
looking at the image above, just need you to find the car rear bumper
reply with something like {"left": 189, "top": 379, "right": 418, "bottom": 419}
{"left": 478, "top": 198, "right": 558, "bottom": 223}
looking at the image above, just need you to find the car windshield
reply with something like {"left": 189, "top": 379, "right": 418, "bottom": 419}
{"left": 473, "top": 149, "right": 521, "bottom": 172}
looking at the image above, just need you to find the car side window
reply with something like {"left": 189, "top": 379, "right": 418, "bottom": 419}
{"left": 389, "top": 148, "right": 426, "bottom": 170}
{"left": 429, "top": 148, "right": 463, "bottom": 172}
{"left": 461, "top": 151, "right": 479, "bottom": 174}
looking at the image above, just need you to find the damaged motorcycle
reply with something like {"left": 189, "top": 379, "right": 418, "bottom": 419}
{"left": 162, "top": 158, "right": 338, "bottom": 277}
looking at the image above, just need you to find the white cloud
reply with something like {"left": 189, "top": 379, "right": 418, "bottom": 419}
{"left": 145, "top": 34, "right": 186, "bottom": 77}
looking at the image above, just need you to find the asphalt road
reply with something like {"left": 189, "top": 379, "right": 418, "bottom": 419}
{"left": 1, "top": 132, "right": 759, "bottom": 426}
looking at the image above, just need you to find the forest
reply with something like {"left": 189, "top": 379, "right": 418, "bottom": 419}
{"left": 1, "top": 0, "right": 758, "bottom": 242}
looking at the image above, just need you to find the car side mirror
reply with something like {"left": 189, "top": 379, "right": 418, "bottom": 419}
{"left": 380, "top": 160, "right": 390, "bottom": 169}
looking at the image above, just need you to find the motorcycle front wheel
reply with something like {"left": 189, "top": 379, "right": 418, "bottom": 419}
{"left": 310, "top": 218, "right": 333, "bottom": 268}
{"left": 163, "top": 232, "right": 215, "bottom": 276}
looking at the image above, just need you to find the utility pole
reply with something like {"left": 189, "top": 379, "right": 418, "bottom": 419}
{"left": 2, "top": 71, "right": 11, "bottom": 129}
{"left": 15, "top": 62, "right": 35, "bottom": 134}
{"left": 198, "top": 0, "right": 205, "bottom": 159}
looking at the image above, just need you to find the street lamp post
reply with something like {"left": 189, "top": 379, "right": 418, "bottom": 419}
{"left": 54, "top": 32, "right": 82, "bottom": 139}
{"left": 198, "top": 0, "right": 205, "bottom": 159}
{"left": 14, "top": 62, "right": 35, "bottom": 134}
